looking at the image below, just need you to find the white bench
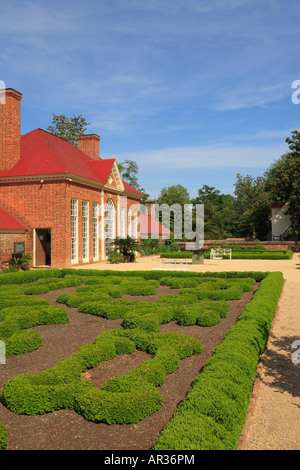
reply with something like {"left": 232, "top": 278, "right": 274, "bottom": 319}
{"left": 152, "top": 258, "right": 190, "bottom": 271}
{"left": 210, "top": 248, "right": 232, "bottom": 260}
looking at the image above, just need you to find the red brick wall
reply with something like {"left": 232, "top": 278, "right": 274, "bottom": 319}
{"left": 0, "top": 233, "right": 27, "bottom": 265}
{"left": 0, "top": 179, "right": 141, "bottom": 268}
{"left": 0, "top": 89, "right": 22, "bottom": 171}
{"left": 0, "top": 180, "right": 68, "bottom": 268}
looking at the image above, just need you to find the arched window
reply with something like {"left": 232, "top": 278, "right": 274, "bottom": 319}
{"left": 105, "top": 199, "right": 115, "bottom": 255}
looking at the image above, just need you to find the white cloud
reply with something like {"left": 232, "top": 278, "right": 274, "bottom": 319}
{"left": 105, "top": 142, "right": 287, "bottom": 171}
{"left": 214, "top": 84, "right": 288, "bottom": 111}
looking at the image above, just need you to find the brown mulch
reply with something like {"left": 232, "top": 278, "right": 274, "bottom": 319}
{"left": 0, "top": 284, "right": 258, "bottom": 450}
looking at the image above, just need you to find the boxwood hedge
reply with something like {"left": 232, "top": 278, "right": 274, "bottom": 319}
{"left": 154, "top": 271, "right": 284, "bottom": 450}
{"left": 1, "top": 328, "right": 203, "bottom": 425}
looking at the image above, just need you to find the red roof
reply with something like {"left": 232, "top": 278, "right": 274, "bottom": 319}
{"left": 271, "top": 202, "right": 286, "bottom": 208}
{"left": 140, "top": 213, "right": 170, "bottom": 235}
{"left": 0, "top": 129, "right": 143, "bottom": 196}
{"left": 0, "top": 206, "right": 26, "bottom": 231}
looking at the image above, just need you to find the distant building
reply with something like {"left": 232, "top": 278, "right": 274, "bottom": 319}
{"left": 270, "top": 202, "right": 292, "bottom": 241}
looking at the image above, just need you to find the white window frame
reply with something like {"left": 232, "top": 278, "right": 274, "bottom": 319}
{"left": 93, "top": 202, "right": 99, "bottom": 261}
{"left": 71, "top": 198, "right": 78, "bottom": 264}
{"left": 128, "top": 208, "right": 132, "bottom": 237}
{"left": 105, "top": 199, "right": 116, "bottom": 255}
{"left": 120, "top": 206, "right": 126, "bottom": 239}
{"left": 133, "top": 210, "right": 138, "bottom": 239}
{"left": 82, "top": 200, "right": 89, "bottom": 262}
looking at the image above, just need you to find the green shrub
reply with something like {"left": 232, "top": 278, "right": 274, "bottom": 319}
{"left": 1, "top": 328, "right": 203, "bottom": 425}
{"left": 0, "top": 422, "right": 8, "bottom": 450}
{"left": 154, "top": 271, "right": 284, "bottom": 450}
{"left": 120, "top": 284, "right": 157, "bottom": 296}
{"left": 180, "top": 285, "right": 243, "bottom": 301}
{"left": 122, "top": 311, "right": 160, "bottom": 333}
{"left": 0, "top": 305, "right": 69, "bottom": 356}
{"left": 23, "top": 285, "right": 50, "bottom": 295}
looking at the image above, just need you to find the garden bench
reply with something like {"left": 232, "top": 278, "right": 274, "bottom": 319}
{"left": 152, "top": 258, "right": 190, "bottom": 271}
{"left": 210, "top": 248, "right": 232, "bottom": 260}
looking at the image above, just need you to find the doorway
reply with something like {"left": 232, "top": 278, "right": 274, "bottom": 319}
{"left": 35, "top": 229, "right": 51, "bottom": 266}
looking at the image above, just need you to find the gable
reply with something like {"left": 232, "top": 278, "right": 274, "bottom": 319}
{"left": 104, "top": 161, "right": 124, "bottom": 191}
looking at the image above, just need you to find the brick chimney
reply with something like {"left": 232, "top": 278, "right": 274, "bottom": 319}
{"left": 0, "top": 88, "right": 22, "bottom": 171}
{"left": 77, "top": 134, "right": 100, "bottom": 160}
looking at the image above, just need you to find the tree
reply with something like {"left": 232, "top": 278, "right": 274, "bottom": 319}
{"left": 46, "top": 114, "right": 90, "bottom": 146}
{"left": 233, "top": 174, "right": 271, "bottom": 239}
{"left": 157, "top": 184, "right": 190, "bottom": 207}
{"left": 118, "top": 159, "right": 148, "bottom": 202}
{"left": 265, "top": 130, "right": 300, "bottom": 236}
{"left": 191, "top": 185, "right": 237, "bottom": 238}
{"left": 156, "top": 185, "right": 190, "bottom": 239}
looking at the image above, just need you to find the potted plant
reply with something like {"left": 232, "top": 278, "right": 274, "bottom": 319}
{"left": 2, "top": 253, "right": 32, "bottom": 271}
{"left": 192, "top": 249, "right": 205, "bottom": 264}
{"left": 107, "top": 251, "right": 122, "bottom": 264}
{"left": 110, "top": 236, "right": 140, "bottom": 263}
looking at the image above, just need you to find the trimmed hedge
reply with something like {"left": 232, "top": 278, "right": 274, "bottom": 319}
{"left": 0, "top": 269, "right": 62, "bottom": 285}
{"left": 59, "top": 268, "right": 268, "bottom": 282}
{"left": 0, "top": 422, "right": 8, "bottom": 450}
{"left": 160, "top": 250, "right": 293, "bottom": 260}
{"left": 0, "top": 305, "right": 69, "bottom": 356}
{"left": 154, "top": 271, "right": 284, "bottom": 450}
{"left": 1, "top": 328, "right": 203, "bottom": 424}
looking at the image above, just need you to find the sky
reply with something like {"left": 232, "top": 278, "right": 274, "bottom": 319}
{"left": 1, "top": 0, "right": 300, "bottom": 200}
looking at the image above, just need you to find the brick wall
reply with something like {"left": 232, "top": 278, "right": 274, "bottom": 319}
{"left": 0, "top": 232, "right": 27, "bottom": 265}
{"left": 0, "top": 89, "right": 22, "bottom": 171}
{"left": 0, "top": 179, "right": 141, "bottom": 268}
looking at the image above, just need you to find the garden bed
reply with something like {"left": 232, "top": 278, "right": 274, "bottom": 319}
{"left": 0, "top": 269, "right": 283, "bottom": 450}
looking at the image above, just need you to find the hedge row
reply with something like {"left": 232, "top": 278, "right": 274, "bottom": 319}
{"left": 154, "top": 271, "right": 284, "bottom": 450}
{"left": 160, "top": 250, "right": 293, "bottom": 260}
{"left": 62, "top": 291, "right": 230, "bottom": 329}
{"left": 59, "top": 268, "right": 268, "bottom": 282}
{"left": 0, "top": 268, "right": 62, "bottom": 285}
{"left": 0, "top": 305, "right": 69, "bottom": 356}
{"left": 1, "top": 328, "right": 203, "bottom": 425}
{"left": 0, "top": 422, "right": 8, "bottom": 450}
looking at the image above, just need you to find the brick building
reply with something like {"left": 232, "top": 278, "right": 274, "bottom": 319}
{"left": 0, "top": 88, "right": 143, "bottom": 268}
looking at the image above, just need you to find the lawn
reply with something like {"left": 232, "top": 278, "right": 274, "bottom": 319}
{"left": 0, "top": 268, "right": 283, "bottom": 450}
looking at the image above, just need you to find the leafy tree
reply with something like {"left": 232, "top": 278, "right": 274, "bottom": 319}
{"left": 157, "top": 184, "right": 190, "bottom": 207}
{"left": 233, "top": 174, "right": 271, "bottom": 239}
{"left": 191, "top": 185, "right": 237, "bottom": 238}
{"left": 156, "top": 185, "right": 190, "bottom": 239}
{"left": 46, "top": 114, "right": 90, "bottom": 146}
{"left": 265, "top": 130, "right": 300, "bottom": 236}
{"left": 118, "top": 159, "right": 148, "bottom": 202}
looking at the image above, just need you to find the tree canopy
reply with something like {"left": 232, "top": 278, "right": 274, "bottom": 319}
{"left": 264, "top": 130, "right": 300, "bottom": 235}
{"left": 46, "top": 113, "right": 90, "bottom": 146}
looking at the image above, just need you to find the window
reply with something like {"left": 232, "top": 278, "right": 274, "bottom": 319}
{"left": 71, "top": 198, "right": 78, "bottom": 263}
{"left": 128, "top": 208, "right": 132, "bottom": 237}
{"left": 120, "top": 206, "right": 126, "bottom": 238}
{"left": 105, "top": 199, "right": 115, "bottom": 255}
{"left": 133, "top": 210, "right": 138, "bottom": 239}
{"left": 82, "top": 201, "right": 89, "bottom": 262}
{"left": 93, "top": 202, "right": 99, "bottom": 260}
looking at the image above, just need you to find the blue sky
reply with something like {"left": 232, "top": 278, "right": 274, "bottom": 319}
{"left": 1, "top": 0, "right": 300, "bottom": 199}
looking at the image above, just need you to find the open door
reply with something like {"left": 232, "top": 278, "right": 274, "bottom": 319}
{"left": 35, "top": 229, "right": 51, "bottom": 266}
